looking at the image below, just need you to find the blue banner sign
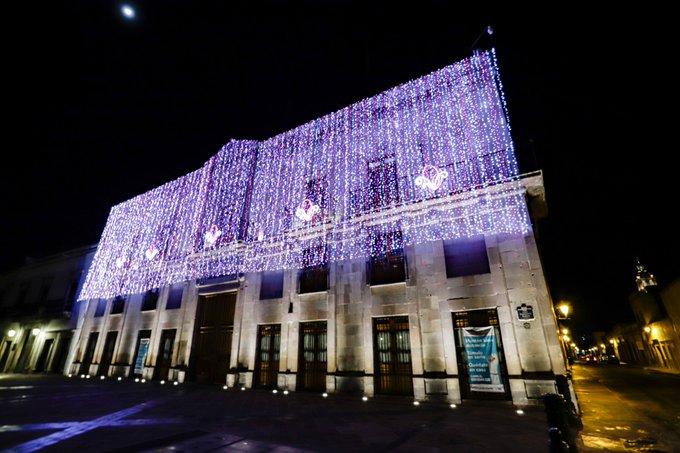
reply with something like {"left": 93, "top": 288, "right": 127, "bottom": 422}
{"left": 463, "top": 326, "right": 505, "bottom": 393}
{"left": 134, "top": 338, "right": 150, "bottom": 375}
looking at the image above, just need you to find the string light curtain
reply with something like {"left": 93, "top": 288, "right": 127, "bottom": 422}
{"left": 79, "top": 49, "right": 529, "bottom": 300}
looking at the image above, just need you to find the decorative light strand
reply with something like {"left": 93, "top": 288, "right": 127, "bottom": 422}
{"left": 79, "top": 49, "right": 529, "bottom": 300}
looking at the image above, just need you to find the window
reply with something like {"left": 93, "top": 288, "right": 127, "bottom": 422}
{"left": 64, "top": 279, "right": 79, "bottom": 312}
{"left": 141, "top": 289, "right": 159, "bottom": 311}
{"left": 368, "top": 155, "right": 399, "bottom": 209}
{"left": 299, "top": 266, "right": 328, "bottom": 294}
{"left": 15, "top": 283, "right": 29, "bottom": 306}
{"left": 299, "top": 247, "right": 328, "bottom": 294}
{"left": 94, "top": 299, "right": 107, "bottom": 317}
{"left": 368, "top": 230, "right": 406, "bottom": 285}
{"left": 110, "top": 296, "right": 125, "bottom": 314}
{"left": 443, "top": 237, "right": 490, "bottom": 278}
{"left": 38, "top": 278, "right": 53, "bottom": 303}
{"left": 260, "top": 271, "right": 284, "bottom": 300}
{"left": 165, "top": 284, "right": 183, "bottom": 310}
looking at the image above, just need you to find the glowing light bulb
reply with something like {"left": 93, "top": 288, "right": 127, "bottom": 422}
{"left": 120, "top": 4, "right": 135, "bottom": 19}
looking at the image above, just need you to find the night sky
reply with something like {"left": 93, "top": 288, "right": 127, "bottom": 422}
{"left": 4, "top": 3, "right": 676, "bottom": 338}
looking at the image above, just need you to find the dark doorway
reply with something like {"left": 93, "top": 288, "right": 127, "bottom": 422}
{"left": 452, "top": 309, "right": 510, "bottom": 400}
{"left": 191, "top": 292, "right": 236, "bottom": 383}
{"left": 49, "top": 333, "right": 72, "bottom": 373}
{"left": 0, "top": 340, "right": 12, "bottom": 371}
{"left": 78, "top": 332, "right": 99, "bottom": 375}
{"left": 34, "top": 338, "right": 54, "bottom": 372}
{"left": 298, "top": 321, "right": 327, "bottom": 391}
{"left": 373, "top": 316, "right": 413, "bottom": 395}
{"left": 154, "top": 329, "right": 176, "bottom": 381}
{"left": 254, "top": 324, "right": 280, "bottom": 388}
{"left": 14, "top": 331, "right": 36, "bottom": 373}
{"left": 98, "top": 331, "right": 118, "bottom": 376}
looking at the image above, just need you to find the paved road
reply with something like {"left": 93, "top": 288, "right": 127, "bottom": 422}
{"left": 0, "top": 374, "right": 547, "bottom": 452}
{"left": 572, "top": 363, "right": 680, "bottom": 451}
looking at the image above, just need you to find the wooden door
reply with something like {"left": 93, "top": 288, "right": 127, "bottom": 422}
{"left": 191, "top": 292, "right": 236, "bottom": 383}
{"left": 373, "top": 316, "right": 413, "bottom": 395}
{"left": 98, "top": 331, "right": 117, "bottom": 376}
{"left": 254, "top": 324, "right": 280, "bottom": 388}
{"left": 298, "top": 321, "right": 327, "bottom": 391}
{"left": 154, "top": 329, "right": 176, "bottom": 381}
{"left": 34, "top": 338, "right": 54, "bottom": 372}
{"left": 78, "top": 332, "right": 99, "bottom": 375}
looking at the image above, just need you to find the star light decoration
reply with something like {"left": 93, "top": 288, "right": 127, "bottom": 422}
{"left": 79, "top": 49, "right": 530, "bottom": 300}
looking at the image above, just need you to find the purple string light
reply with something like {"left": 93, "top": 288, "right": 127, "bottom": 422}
{"left": 79, "top": 49, "right": 529, "bottom": 300}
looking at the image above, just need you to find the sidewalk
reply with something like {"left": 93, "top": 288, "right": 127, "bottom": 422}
{"left": 0, "top": 374, "right": 552, "bottom": 452}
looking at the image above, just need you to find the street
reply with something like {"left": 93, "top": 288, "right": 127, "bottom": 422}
{"left": 572, "top": 363, "right": 680, "bottom": 451}
{"left": 0, "top": 374, "right": 547, "bottom": 452}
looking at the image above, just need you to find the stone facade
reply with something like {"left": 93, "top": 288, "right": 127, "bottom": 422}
{"left": 67, "top": 173, "right": 567, "bottom": 405}
{"left": 0, "top": 245, "right": 95, "bottom": 374}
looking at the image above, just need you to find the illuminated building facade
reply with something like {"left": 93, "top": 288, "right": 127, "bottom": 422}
{"left": 68, "top": 50, "right": 567, "bottom": 404}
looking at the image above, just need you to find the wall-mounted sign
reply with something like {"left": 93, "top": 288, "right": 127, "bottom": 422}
{"left": 134, "top": 338, "right": 150, "bottom": 375}
{"left": 463, "top": 327, "right": 505, "bottom": 393}
{"left": 516, "top": 303, "right": 535, "bottom": 321}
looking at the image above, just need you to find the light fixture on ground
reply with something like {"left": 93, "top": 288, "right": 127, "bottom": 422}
{"left": 516, "top": 409, "right": 524, "bottom": 415}
{"left": 134, "top": 378, "right": 139, "bottom": 382}
{"left": 117, "top": 377, "right": 122, "bottom": 381}
{"left": 413, "top": 401, "right": 420, "bottom": 406}
{"left": 283, "top": 390, "right": 289, "bottom": 395}
{"left": 160, "top": 380, "right": 165, "bottom": 385}
{"left": 240, "top": 386, "right": 245, "bottom": 391}
{"left": 450, "top": 404, "right": 457, "bottom": 409}
{"left": 68, "top": 374, "right": 72, "bottom": 378}
{"left": 86, "top": 375, "right": 91, "bottom": 379}
{"left": 223, "top": 385, "right": 228, "bottom": 390}
{"left": 322, "top": 392, "right": 328, "bottom": 398}
{"left": 362, "top": 396, "right": 368, "bottom": 402}
{"left": 173, "top": 381, "right": 179, "bottom": 386}
{"left": 272, "top": 389, "right": 278, "bottom": 394}
{"left": 141, "top": 379, "right": 146, "bottom": 383}
{"left": 100, "top": 376, "right": 105, "bottom": 380}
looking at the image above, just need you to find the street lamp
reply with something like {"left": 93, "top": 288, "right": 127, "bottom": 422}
{"left": 556, "top": 302, "right": 571, "bottom": 319}
{"left": 643, "top": 326, "right": 651, "bottom": 333}
{"left": 7, "top": 329, "right": 16, "bottom": 338}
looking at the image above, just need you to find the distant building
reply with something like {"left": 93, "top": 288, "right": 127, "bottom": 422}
{"left": 0, "top": 245, "right": 96, "bottom": 374}
{"left": 610, "top": 261, "right": 679, "bottom": 372}
{"left": 67, "top": 50, "right": 568, "bottom": 406}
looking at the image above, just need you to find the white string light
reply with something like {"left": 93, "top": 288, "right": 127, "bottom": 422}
{"left": 79, "top": 49, "right": 529, "bottom": 300}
